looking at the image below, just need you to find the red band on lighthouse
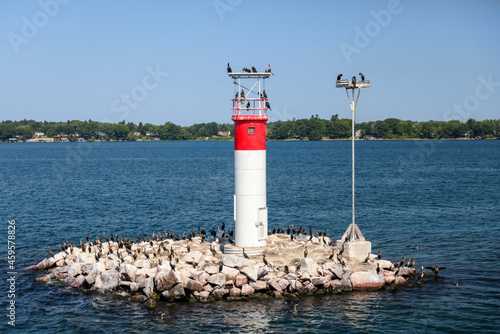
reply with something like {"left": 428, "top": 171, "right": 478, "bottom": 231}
{"left": 233, "top": 115, "right": 268, "bottom": 151}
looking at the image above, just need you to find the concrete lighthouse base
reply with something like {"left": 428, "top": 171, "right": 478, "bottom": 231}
{"left": 223, "top": 244, "right": 264, "bottom": 256}
{"left": 336, "top": 240, "right": 372, "bottom": 261}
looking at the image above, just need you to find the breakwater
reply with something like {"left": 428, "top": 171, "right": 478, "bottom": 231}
{"left": 28, "top": 231, "right": 417, "bottom": 307}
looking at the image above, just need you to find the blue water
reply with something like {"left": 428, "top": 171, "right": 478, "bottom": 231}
{"left": 1, "top": 140, "right": 499, "bottom": 333}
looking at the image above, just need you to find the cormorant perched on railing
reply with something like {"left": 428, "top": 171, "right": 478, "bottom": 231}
{"left": 227, "top": 63, "right": 232, "bottom": 73}
{"left": 359, "top": 72, "right": 365, "bottom": 81}
{"left": 251, "top": 66, "right": 257, "bottom": 73}
{"left": 263, "top": 90, "right": 267, "bottom": 98}
{"left": 337, "top": 74, "right": 343, "bottom": 81}
{"left": 240, "top": 89, "right": 245, "bottom": 98}
{"left": 352, "top": 76, "right": 357, "bottom": 87}
{"left": 266, "top": 101, "right": 271, "bottom": 110}
{"left": 246, "top": 102, "right": 250, "bottom": 109}
{"left": 267, "top": 64, "right": 274, "bottom": 75}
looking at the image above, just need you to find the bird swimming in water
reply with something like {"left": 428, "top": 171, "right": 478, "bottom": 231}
{"left": 337, "top": 74, "right": 343, "bottom": 81}
{"left": 425, "top": 265, "right": 446, "bottom": 274}
{"left": 243, "top": 248, "right": 249, "bottom": 259}
{"left": 251, "top": 66, "right": 257, "bottom": 73}
{"left": 227, "top": 63, "right": 232, "bottom": 73}
{"left": 359, "top": 72, "right": 365, "bottom": 81}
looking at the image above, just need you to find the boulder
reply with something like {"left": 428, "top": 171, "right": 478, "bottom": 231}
{"left": 143, "top": 276, "right": 154, "bottom": 299}
{"left": 205, "top": 265, "right": 219, "bottom": 275}
{"left": 350, "top": 271, "right": 385, "bottom": 290}
{"left": 311, "top": 276, "right": 327, "bottom": 286}
{"left": 185, "top": 278, "right": 204, "bottom": 292}
{"left": 130, "top": 282, "right": 140, "bottom": 292}
{"left": 212, "top": 288, "right": 229, "bottom": 299}
{"left": 67, "top": 263, "right": 82, "bottom": 278}
{"left": 235, "top": 274, "right": 248, "bottom": 287}
{"left": 135, "top": 259, "right": 150, "bottom": 269}
{"left": 221, "top": 266, "right": 240, "bottom": 281}
{"left": 156, "top": 270, "right": 182, "bottom": 292}
{"left": 222, "top": 254, "right": 255, "bottom": 268}
{"left": 229, "top": 287, "right": 241, "bottom": 296}
{"left": 161, "top": 284, "right": 185, "bottom": 301}
{"left": 253, "top": 280, "right": 267, "bottom": 291}
{"left": 267, "top": 279, "right": 282, "bottom": 292}
{"left": 278, "top": 279, "right": 290, "bottom": 291}
{"left": 193, "top": 290, "right": 211, "bottom": 302}
{"left": 207, "top": 273, "right": 227, "bottom": 287}
{"left": 241, "top": 284, "right": 255, "bottom": 296}
{"left": 182, "top": 251, "right": 203, "bottom": 264}
{"left": 70, "top": 275, "right": 85, "bottom": 288}
{"left": 120, "top": 264, "right": 137, "bottom": 282}
{"left": 130, "top": 294, "right": 148, "bottom": 302}
{"left": 95, "top": 272, "right": 120, "bottom": 291}
{"left": 240, "top": 264, "right": 260, "bottom": 282}
{"left": 300, "top": 258, "right": 318, "bottom": 275}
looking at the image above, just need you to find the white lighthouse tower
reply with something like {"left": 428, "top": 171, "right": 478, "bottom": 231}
{"left": 224, "top": 68, "right": 271, "bottom": 256}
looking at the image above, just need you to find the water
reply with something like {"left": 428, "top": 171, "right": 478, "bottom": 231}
{"left": 1, "top": 140, "right": 499, "bottom": 333}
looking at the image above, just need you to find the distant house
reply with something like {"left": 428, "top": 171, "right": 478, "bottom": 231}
{"left": 218, "top": 131, "right": 231, "bottom": 137}
{"left": 34, "top": 131, "right": 45, "bottom": 138}
{"left": 355, "top": 129, "right": 363, "bottom": 138}
{"left": 61, "top": 137, "right": 69, "bottom": 142}
{"left": 77, "top": 138, "right": 85, "bottom": 142}
{"left": 98, "top": 132, "right": 106, "bottom": 137}
{"left": 30, "top": 138, "right": 54, "bottom": 142}
{"left": 133, "top": 132, "right": 141, "bottom": 136}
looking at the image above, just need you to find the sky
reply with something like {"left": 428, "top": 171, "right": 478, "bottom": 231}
{"left": 1, "top": 0, "right": 499, "bottom": 126}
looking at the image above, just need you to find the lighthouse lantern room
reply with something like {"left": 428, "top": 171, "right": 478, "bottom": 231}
{"left": 224, "top": 68, "right": 272, "bottom": 256}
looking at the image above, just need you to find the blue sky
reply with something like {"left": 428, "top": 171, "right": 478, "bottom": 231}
{"left": 1, "top": 0, "right": 499, "bottom": 126}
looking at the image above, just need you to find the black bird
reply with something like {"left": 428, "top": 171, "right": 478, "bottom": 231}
{"left": 376, "top": 263, "right": 380, "bottom": 275}
{"left": 251, "top": 66, "right": 257, "bottom": 73}
{"left": 359, "top": 72, "right": 365, "bottom": 81}
{"left": 328, "top": 250, "right": 335, "bottom": 260}
{"left": 413, "top": 245, "right": 419, "bottom": 251}
{"left": 284, "top": 265, "right": 289, "bottom": 274}
{"left": 219, "top": 260, "right": 223, "bottom": 272}
{"left": 378, "top": 250, "right": 382, "bottom": 260}
{"left": 240, "top": 90, "right": 245, "bottom": 98}
{"left": 425, "top": 265, "right": 446, "bottom": 274}
{"left": 267, "top": 64, "right": 274, "bottom": 75}
{"left": 186, "top": 244, "right": 190, "bottom": 253}
{"left": 267, "top": 101, "right": 273, "bottom": 110}
{"left": 336, "top": 74, "right": 343, "bottom": 81}
{"left": 352, "top": 76, "right": 357, "bottom": 87}
{"left": 243, "top": 248, "right": 249, "bottom": 259}
{"left": 60, "top": 241, "right": 65, "bottom": 252}
{"left": 363, "top": 252, "right": 371, "bottom": 263}
{"left": 86, "top": 233, "right": 90, "bottom": 243}
{"left": 227, "top": 63, "right": 232, "bottom": 73}
{"left": 246, "top": 102, "right": 250, "bottom": 109}
{"left": 263, "top": 254, "right": 269, "bottom": 266}
{"left": 263, "top": 90, "right": 267, "bottom": 99}
{"left": 324, "top": 228, "right": 328, "bottom": 237}
{"left": 48, "top": 246, "right": 55, "bottom": 259}
{"left": 290, "top": 233, "right": 294, "bottom": 241}
{"left": 304, "top": 246, "right": 308, "bottom": 258}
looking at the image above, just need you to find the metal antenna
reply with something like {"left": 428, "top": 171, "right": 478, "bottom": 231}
{"left": 336, "top": 76, "right": 371, "bottom": 241}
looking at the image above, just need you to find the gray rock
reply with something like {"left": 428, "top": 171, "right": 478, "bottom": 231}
{"left": 258, "top": 265, "right": 269, "bottom": 280}
{"left": 182, "top": 251, "right": 203, "bottom": 264}
{"left": 161, "top": 284, "right": 185, "bottom": 301}
{"left": 70, "top": 275, "right": 85, "bottom": 288}
{"left": 212, "top": 288, "right": 229, "bottom": 299}
{"left": 135, "top": 259, "right": 150, "bottom": 268}
{"left": 267, "top": 279, "right": 282, "bottom": 292}
{"left": 67, "top": 263, "right": 82, "bottom": 278}
{"left": 205, "top": 265, "right": 219, "bottom": 275}
{"left": 156, "top": 270, "right": 181, "bottom": 292}
{"left": 207, "top": 273, "right": 226, "bottom": 287}
{"left": 95, "top": 272, "right": 120, "bottom": 291}
{"left": 311, "top": 276, "right": 327, "bottom": 286}
{"left": 184, "top": 278, "right": 204, "bottom": 292}
{"left": 130, "top": 282, "right": 140, "bottom": 292}
{"left": 143, "top": 276, "right": 154, "bottom": 298}
{"left": 222, "top": 254, "right": 255, "bottom": 268}
{"left": 300, "top": 258, "right": 318, "bottom": 275}
{"left": 221, "top": 266, "right": 240, "bottom": 281}
{"left": 241, "top": 284, "right": 255, "bottom": 295}
{"left": 120, "top": 264, "right": 137, "bottom": 282}
{"left": 240, "top": 264, "right": 260, "bottom": 282}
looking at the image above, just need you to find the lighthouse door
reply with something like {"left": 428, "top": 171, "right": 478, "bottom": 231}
{"left": 257, "top": 207, "right": 268, "bottom": 240}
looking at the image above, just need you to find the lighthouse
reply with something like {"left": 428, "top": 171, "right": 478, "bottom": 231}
{"left": 225, "top": 68, "right": 271, "bottom": 255}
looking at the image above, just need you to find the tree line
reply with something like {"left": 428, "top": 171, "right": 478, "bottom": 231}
{"left": 0, "top": 116, "right": 499, "bottom": 142}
